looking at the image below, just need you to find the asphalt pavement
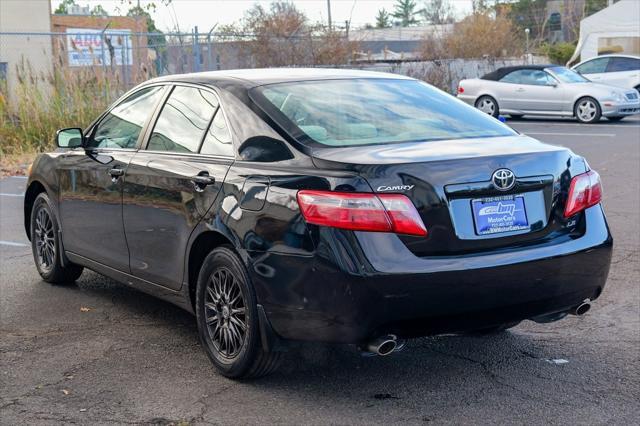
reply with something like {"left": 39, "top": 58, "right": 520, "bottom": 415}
{"left": 1, "top": 117, "right": 639, "bottom": 425}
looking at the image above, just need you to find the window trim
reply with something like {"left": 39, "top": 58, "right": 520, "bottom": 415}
{"left": 84, "top": 83, "right": 170, "bottom": 152}
{"left": 140, "top": 82, "right": 236, "bottom": 160}
{"left": 499, "top": 69, "right": 559, "bottom": 86}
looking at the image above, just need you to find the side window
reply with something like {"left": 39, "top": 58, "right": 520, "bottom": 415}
{"left": 148, "top": 86, "right": 218, "bottom": 153}
{"left": 529, "top": 70, "right": 556, "bottom": 86}
{"left": 607, "top": 57, "right": 640, "bottom": 72}
{"left": 200, "top": 109, "right": 233, "bottom": 156}
{"left": 88, "top": 86, "right": 164, "bottom": 149}
{"left": 500, "top": 70, "right": 528, "bottom": 84}
{"left": 500, "top": 69, "right": 554, "bottom": 85}
{"left": 575, "top": 58, "right": 609, "bottom": 74}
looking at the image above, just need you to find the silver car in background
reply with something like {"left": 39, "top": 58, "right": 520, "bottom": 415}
{"left": 457, "top": 65, "right": 640, "bottom": 123}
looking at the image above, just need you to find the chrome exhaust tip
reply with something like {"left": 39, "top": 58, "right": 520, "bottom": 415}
{"left": 571, "top": 299, "right": 591, "bottom": 316}
{"left": 367, "top": 334, "right": 398, "bottom": 356}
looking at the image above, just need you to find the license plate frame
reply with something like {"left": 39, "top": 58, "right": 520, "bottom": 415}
{"left": 471, "top": 195, "right": 529, "bottom": 236}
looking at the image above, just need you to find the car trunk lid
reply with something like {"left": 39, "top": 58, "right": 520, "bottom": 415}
{"left": 310, "top": 135, "right": 588, "bottom": 256}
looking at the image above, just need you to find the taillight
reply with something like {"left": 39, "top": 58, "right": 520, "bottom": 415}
{"left": 457, "top": 86, "right": 464, "bottom": 94}
{"left": 296, "top": 190, "right": 427, "bottom": 236}
{"left": 564, "top": 171, "right": 602, "bottom": 218}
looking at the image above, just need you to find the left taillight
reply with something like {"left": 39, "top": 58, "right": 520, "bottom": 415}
{"left": 296, "top": 190, "right": 427, "bottom": 237}
{"left": 564, "top": 170, "right": 602, "bottom": 218}
{"left": 457, "top": 86, "right": 464, "bottom": 94}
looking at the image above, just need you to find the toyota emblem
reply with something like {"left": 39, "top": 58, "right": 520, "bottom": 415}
{"left": 492, "top": 169, "right": 516, "bottom": 191}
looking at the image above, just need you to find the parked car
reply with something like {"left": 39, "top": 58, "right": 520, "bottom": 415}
{"left": 25, "top": 69, "right": 612, "bottom": 379}
{"left": 572, "top": 54, "right": 640, "bottom": 91}
{"left": 457, "top": 64, "right": 640, "bottom": 123}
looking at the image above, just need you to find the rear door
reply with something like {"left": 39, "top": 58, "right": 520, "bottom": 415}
{"left": 58, "top": 85, "right": 166, "bottom": 271}
{"left": 604, "top": 57, "right": 640, "bottom": 88}
{"left": 122, "top": 84, "right": 234, "bottom": 290}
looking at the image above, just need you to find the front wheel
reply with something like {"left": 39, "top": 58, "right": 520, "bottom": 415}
{"left": 30, "top": 193, "right": 83, "bottom": 284}
{"left": 574, "top": 97, "right": 602, "bottom": 123}
{"left": 195, "top": 246, "right": 282, "bottom": 379}
{"left": 475, "top": 95, "right": 499, "bottom": 118}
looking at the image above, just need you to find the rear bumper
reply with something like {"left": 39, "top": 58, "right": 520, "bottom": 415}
{"left": 248, "top": 206, "right": 612, "bottom": 344}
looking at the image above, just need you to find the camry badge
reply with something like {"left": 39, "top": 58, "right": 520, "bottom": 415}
{"left": 376, "top": 184, "right": 415, "bottom": 192}
{"left": 492, "top": 169, "right": 516, "bottom": 191}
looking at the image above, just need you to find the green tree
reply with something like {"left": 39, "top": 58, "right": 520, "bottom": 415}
{"left": 375, "top": 8, "right": 392, "bottom": 28}
{"left": 506, "top": 0, "right": 549, "bottom": 42}
{"left": 391, "top": 0, "right": 421, "bottom": 27}
{"left": 585, "top": 0, "right": 609, "bottom": 16}
{"left": 127, "top": 5, "right": 168, "bottom": 73}
{"left": 54, "top": 0, "right": 78, "bottom": 14}
{"left": 90, "top": 5, "right": 108, "bottom": 16}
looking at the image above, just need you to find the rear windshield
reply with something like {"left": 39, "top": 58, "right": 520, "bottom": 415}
{"left": 253, "top": 79, "right": 516, "bottom": 147}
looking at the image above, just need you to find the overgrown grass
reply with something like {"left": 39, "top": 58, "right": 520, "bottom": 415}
{"left": 0, "top": 63, "right": 135, "bottom": 172}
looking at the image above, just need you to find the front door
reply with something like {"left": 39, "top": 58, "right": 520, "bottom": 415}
{"left": 518, "top": 70, "right": 564, "bottom": 112}
{"left": 123, "top": 84, "right": 234, "bottom": 289}
{"left": 58, "top": 86, "right": 166, "bottom": 271}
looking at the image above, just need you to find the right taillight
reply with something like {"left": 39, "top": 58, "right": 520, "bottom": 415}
{"left": 296, "top": 190, "right": 427, "bottom": 237}
{"left": 564, "top": 170, "right": 602, "bottom": 218}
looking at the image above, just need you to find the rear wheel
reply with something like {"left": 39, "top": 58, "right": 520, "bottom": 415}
{"left": 195, "top": 246, "right": 282, "bottom": 379}
{"left": 30, "top": 193, "right": 83, "bottom": 284}
{"left": 475, "top": 95, "right": 499, "bottom": 118}
{"left": 574, "top": 97, "right": 601, "bottom": 123}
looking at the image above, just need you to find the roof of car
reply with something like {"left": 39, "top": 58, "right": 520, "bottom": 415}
{"left": 151, "top": 67, "right": 413, "bottom": 87}
{"left": 481, "top": 65, "right": 561, "bottom": 81}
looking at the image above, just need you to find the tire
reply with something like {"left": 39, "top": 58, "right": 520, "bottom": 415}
{"left": 475, "top": 95, "right": 499, "bottom": 118}
{"left": 510, "top": 114, "right": 524, "bottom": 119}
{"left": 607, "top": 116, "right": 624, "bottom": 122}
{"left": 467, "top": 321, "right": 521, "bottom": 335}
{"left": 574, "top": 97, "right": 602, "bottom": 123}
{"left": 30, "top": 193, "right": 84, "bottom": 284}
{"left": 195, "top": 246, "right": 282, "bottom": 379}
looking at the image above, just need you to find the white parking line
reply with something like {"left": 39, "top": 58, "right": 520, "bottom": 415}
{"left": 523, "top": 132, "right": 616, "bottom": 137}
{"left": 0, "top": 193, "right": 25, "bottom": 197}
{"left": 0, "top": 240, "right": 29, "bottom": 247}
{"left": 511, "top": 121, "right": 639, "bottom": 128}
{"left": 7, "top": 176, "right": 28, "bottom": 179}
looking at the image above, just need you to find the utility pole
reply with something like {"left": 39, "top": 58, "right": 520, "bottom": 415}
{"left": 327, "top": 0, "right": 332, "bottom": 31}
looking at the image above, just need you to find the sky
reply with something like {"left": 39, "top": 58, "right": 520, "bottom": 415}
{"left": 50, "top": 0, "right": 474, "bottom": 32}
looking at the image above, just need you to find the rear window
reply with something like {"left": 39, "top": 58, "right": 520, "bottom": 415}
{"left": 252, "top": 79, "right": 516, "bottom": 147}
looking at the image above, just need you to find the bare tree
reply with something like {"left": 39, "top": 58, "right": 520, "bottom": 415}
{"left": 422, "top": 0, "right": 455, "bottom": 25}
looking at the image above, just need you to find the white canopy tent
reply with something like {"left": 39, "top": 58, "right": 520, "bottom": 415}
{"left": 568, "top": 0, "right": 640, "bottom": 65}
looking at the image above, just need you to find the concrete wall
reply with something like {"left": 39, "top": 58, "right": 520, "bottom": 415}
{"left": 350, "top": 57, "right": 549, "bottom": 94}
{"left": 0, "top": 0, "right": 53, "bottom": 98}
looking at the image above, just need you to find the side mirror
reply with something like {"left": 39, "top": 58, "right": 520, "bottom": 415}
{"left": 56, "top": 128, "right": 84, "bottom": 148}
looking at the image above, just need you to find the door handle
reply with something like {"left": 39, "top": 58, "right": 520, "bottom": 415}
{"left": 516, "top": 88, "right": 525, "bottom": 92}
{"left": 191, "top": 173, "right": 215, "bottom": 192}
{"left": 108, "top": 167, "right": 124, "bottom": 182}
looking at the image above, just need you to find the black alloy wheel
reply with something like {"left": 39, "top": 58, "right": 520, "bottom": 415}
{"left": 195, "top": 246, "right": 282, "bottom": 378}
{"left": 30, "top": 192, "right": 83, "bottom": 283}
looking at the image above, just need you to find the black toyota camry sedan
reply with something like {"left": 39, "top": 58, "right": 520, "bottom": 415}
{"left": 24, "top": 69, "right": 612, "bottom": 378}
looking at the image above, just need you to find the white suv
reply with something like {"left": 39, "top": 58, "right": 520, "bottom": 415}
{"left": 572, "top": 55, "right": 640, "bottom": 91}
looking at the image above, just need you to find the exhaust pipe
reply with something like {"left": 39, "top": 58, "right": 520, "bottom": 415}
{"left": 570, "top": 299, "right": 591, "bottom": 316}
{"left": 366, "top": 334, "right": 398, "bottom": 356}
